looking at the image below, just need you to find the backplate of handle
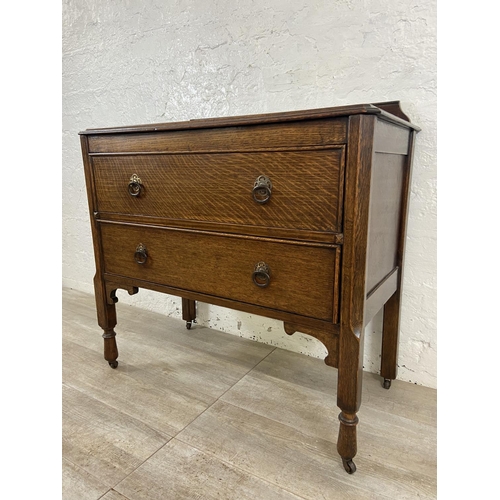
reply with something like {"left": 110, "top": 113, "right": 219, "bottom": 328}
{"left": 128, "top": 174, "right": 143, "bottom": 197}
{"left": 252, "top": 175, "right": 272, "bottom": 204}
{"left": 252, "top": 261, "right": 271, "bottom": 287}
{"left": 134, "top": 243, "right": 148, "bottom": 264}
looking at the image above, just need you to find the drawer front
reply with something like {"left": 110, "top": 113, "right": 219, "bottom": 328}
{"left": 100, "top": 223, "right": 339, "bottom": 321}
{"left": 87, "top": 118, "right": 348, "bottom": 153}
{"left": 93, "top": 149, "right": 344, "bottom": 233}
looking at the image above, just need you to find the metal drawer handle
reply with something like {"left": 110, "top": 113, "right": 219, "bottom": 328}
{"left": 134, "top": 243, "right": 148, "bottom": 264}
{"left": 128, "top": 174, "right": 143, "bottom": 197}
{"left": 252, "top": 175, "right": 272, "bottom": 204}
{"left": 252, "top": 261, "right": 271, "bottom": 288}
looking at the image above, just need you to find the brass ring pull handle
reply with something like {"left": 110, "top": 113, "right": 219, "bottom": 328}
{"left": 252, "top": 175, "right": 272, "bottom": 204}
{"left": 134, "top": 243, "right": 148, "bottom": 264}
{"left": 252, "top": 261, "right": 271, "bottom": 288}
{"left": 128, "top": 174, "right": 143, "bottom": 197}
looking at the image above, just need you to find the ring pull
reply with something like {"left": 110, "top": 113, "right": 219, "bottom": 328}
{"left": 128, "top": 174, "right": 143, "bottom": 197}
{"left": 134, "top": 243, "right": 148, "bottom": 264}
{"left": 252, "top": 261, "right": 271, "bottom": 288}
{"left": 252, "top": 175, "right": 272, "bottom": 204}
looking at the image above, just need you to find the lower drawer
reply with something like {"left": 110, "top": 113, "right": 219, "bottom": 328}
{"left": 100, "top": 223, "right": 340, "bottom": 321}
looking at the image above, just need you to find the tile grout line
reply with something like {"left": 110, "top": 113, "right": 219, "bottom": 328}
{"left": 64, "top": 297, "right": 281, "bottom": 494}
{"left": 63, "top": 291, "right": 436, "bottom": 499}
{"left": 109, "top": 439, "right": 174, "bottom": 495}
{"left": 107, "top": 347, "right": 280, "bottom": 494}
{"left": 63, "top": 455, "right": 113, "bottom": 495}
{"left": 96, "top": 488, "right": 131, "bottom": 500}
{"left": 172, "top": 400, "right": 370, "bottom": 500}
{"left": 63, "top": 381, "right": 175, "bottom": 495}
{"left": 170, "top": 345, "right": 279, "bottom": 439}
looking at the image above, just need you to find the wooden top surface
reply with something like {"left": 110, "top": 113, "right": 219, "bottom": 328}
{"left": 79, "top": 101, "right": 420, "bottom": 135}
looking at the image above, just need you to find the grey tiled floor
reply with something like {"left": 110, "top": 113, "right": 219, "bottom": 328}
{"left": 62, "top": 288, "right": 437, "bottom": 499}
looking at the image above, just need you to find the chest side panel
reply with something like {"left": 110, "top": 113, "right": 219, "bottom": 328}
{"left": 365, "top": 119, "right": 411, "bottom": 295}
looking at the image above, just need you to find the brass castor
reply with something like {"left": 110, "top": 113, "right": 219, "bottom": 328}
{"left": 383, "top": 378, "right": 391, "bottom": 389}
{"left": 342, "top": 458, "right": 356, "bottom": 474}
{"left": 186, "top": 321, "right": 192, "bottom": 330}
{"left": 108, "top": 360, "right": 118, "bottom": 369}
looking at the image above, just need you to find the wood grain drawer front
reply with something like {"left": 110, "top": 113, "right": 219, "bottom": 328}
{"left": 100, "top": 223, "right": 340, "bottom": 321}
{"left": 93, "top": 149, "right": 345, "bottom": 233}
{"left": 87, "top": 118, "right": 347, "bottom": 153}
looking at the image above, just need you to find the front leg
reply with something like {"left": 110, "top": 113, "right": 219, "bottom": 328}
{"left": 337, "top": 412, "right": 358, "bottom": 473}
{"left": 94, "top": 275, "right": 119, "bottom": 368}
{"left": 337, "top": 325, "right": 364, "bottom": 474}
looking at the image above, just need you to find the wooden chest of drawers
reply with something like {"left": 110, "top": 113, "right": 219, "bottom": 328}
{"left": 80, "top": 101, "right": 419, "bottom": 474}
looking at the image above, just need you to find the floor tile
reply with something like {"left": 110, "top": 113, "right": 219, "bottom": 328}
{"left": 62, "top": 458, "right": 109, "bottom": 500}
{"left": 115, "top": 439, "right": 303, "bottom": 500}
{"left": 63, "top": 384, "right": 169, "bottom": 487}
{"left": 100, "top": 490, "right": 131, "bottom": 500}
{"left": 62, "top": 288, "right": 437, "bottom": 499}
{"left": 177, "top": 400, "right": 435, "bottom": 500}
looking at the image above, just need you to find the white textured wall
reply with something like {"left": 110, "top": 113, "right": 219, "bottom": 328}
{"left": 62, "top": 0, "right": 436, "bottom": 388}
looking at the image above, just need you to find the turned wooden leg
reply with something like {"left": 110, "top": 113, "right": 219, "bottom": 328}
{"left": 102, "top": 329, "right": 118, "bottom": 369}
{"left": 337, "top": 396, "right": 361, "bottom": 474}
{"left": 337, "top": 412, "right": 359, "bottom": 473}
{"left": 381, "top": 290, "right": 401, "bottom": 389}
{"left": 337, "top": 325, "right": 364, "bottom": 474}
{"left": 94, "top": 275, "right": 119, "bottom": 368}
{"left": 182, "top": 298, "right": 196, "bottom": 330}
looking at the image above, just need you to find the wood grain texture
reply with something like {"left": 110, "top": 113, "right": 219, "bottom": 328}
{"left": 373, "top": 119, "right": 410, "bottom": 154}
{"left": 365, "top": 152, "right": 405, "bottom": 294}
{"left": 372, "top": 101, "right": 411, "bottom": 122}
{"left": 87, "top": 118, "right": 347, "bottom": 152}
{"left": 92, "top": 148, "right": 345, "bottom": 233}
{"left": 181, "top": 298, "right": 196, "bottom": 324}
{"left": 80, "top": 102, "right": 418, "bottom": 136}
{"left": 337, "top": 115, "right": 375, "bottom": 411}
{"left": 97, "top": 212, "right": 344, "bottom": 244}
{"left": 100, "top": 222, "right": 339, "bottom": 321}
{"left": 80, "top": 103, "right": 377, "bottom": 135}
{"left": 283, "top": 321, "right": 339, "bottom": 367}
{"left": 101, "top": 275, "right": 340, "bottom": 334}
{"left": 336, "top": 114, "right": 376, "bottom": 468}
{"left": 79, "top": 102, "right": 420, "bottom": 476}
{"left": 381, "top": 130, "right": 418, "bottom": 382}
{"left": 364, "top": 268, "right": 398, "bottom": 324}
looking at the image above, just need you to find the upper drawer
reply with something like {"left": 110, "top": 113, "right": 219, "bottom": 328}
{"left": 92, "top": 148, "right": 345, "bottom": 233}
{"left": 87, "top": 118, "right": 347, "bottom": 153}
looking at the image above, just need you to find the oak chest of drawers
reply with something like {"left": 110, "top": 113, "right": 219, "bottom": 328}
{"left": 80, "top": 101, "right": 419, "bottom": 474}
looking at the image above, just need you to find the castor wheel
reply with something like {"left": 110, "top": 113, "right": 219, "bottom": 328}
{"left": 108, "top": 360, "right": 118, "bottom": 369}
{"left": 342, "top": 458, "right": 356, "bottom": 474}
{"left": 383, "top": 378, "right": 392, "bottom": 389}
{"left": 186, "top": 321, "right": 192, "bottom": 330}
